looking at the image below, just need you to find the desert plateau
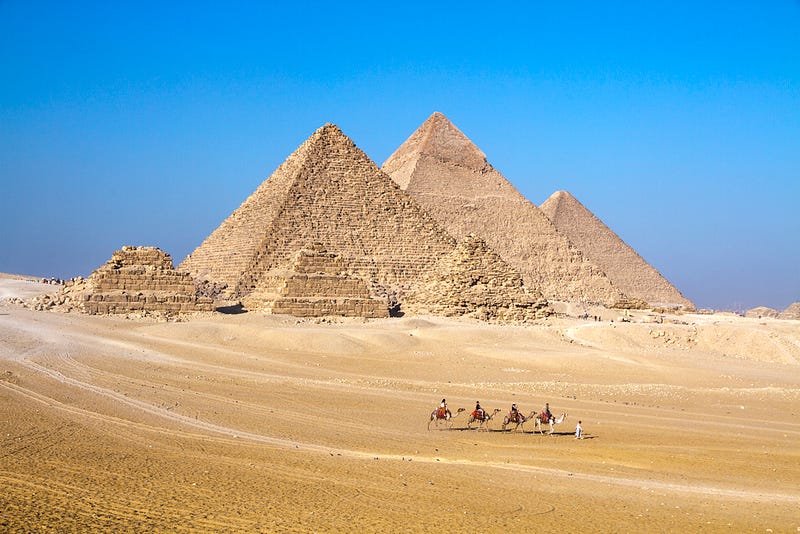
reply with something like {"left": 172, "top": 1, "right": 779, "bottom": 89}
{"left": 1, "top": 275, "right": 798, "bottom": 532}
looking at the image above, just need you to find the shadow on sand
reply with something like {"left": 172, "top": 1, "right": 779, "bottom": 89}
{"left": 215, "top": 304, "right": 246, "bottom": 315}
{"left": 441, "top": 427, "right": 597, "bottom": 439}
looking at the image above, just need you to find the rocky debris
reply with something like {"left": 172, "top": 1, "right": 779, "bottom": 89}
{"left": 612, "top": 297, "right": 650, "bottom": 310}
{"left": 56, "top": 246, "right": 213, "bottom": 315}
{"left": 745, "top": 306, "right": 780, "bottom": 319}
{"left": 195, "top": 279, "right": 228, "bottom": 300}
{"left": 242, "top": 244, "right": 388, "bottom": 318}
{"left": 382, "top": 112, "right": 624, "bottom": 306}
{"left": 540, "top": 190, "right": 694, "bottom": 310}
{"left": 779, "top": 302, "right": 800, "bottom": 320}
{"left": 406, "top": 235, "right": 552, "bottom": 322}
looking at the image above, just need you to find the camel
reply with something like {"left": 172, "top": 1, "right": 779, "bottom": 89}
{"left": 529, "top": 411, "right": 568, "bottom": 435}
{"left": 467, "top": 408, "right": 501, "bottom": 431}
{"left": 501, "top": 411, "right": 529, "bottom": 432}
{"left": 428, "top": 407, "right": 465, "bottom": 430}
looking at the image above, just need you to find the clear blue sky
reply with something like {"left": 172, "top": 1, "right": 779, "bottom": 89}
{"left": 2, "top": 2, "right": 798, "bottom": 311}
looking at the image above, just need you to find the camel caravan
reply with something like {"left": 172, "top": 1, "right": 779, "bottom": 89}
{"left": 428, "top": 399, "right": 573, "bottom": 436}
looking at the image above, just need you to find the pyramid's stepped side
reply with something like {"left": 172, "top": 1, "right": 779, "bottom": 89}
{"left": 541, "top": 190, "right": 693, "bottom": 309}
{"left": 242, "top": 244, "right": 388, "bottom": 318}
{"left": 178, "top": 135, "right": 309, "bottom": 292}
{"left": 59, "top": 246, "right": 213, "bottom": 315}
{"left": 382, "top": 112, "right": 624, "bottom": 306}
{"left": 407, "top": 235, "right": 552, "bottom": 322}
{"left": 232, "top": 124, "right": 458, "bottom": 299}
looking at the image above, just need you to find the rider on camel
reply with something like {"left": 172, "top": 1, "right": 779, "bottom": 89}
{"left": 438, "top": 399, "right": 448, "bottom": 419}
{"left": 543, "top": 402, "right": 553, "bottom": 423}
{"left": 473, "top": 401, "right": 484, "bottom": 419}
{"left": 509, "top": 403, "right": 520, "bottom": 423}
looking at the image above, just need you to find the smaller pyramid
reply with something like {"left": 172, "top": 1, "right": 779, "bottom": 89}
{"left": 745, "top": 306, "right": 779, "bottom": 319}
{"left": 541, "top": 191, "right": 693, "bottom": 309}
{"left": 407, "top": 235, "right": 552, "bottom": 322}
{"left": 779, "top": 303, "right": 800, "bottom": 320}
{"left": 241, "top": 244, "right": 388, "bottom": 318}
{"left": 59, "top": 246, "right": 213, "bottom": 315}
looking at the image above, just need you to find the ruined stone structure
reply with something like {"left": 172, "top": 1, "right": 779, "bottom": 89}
{"left": 382, "top": 112, "right": 623, "bottom": 306}
{"left": 540, "top": 191, "right": 694, "bottom": 309}
{"left": 407, "top": 235, "right": 552, "bottom": 322}
{"left": 60, "top": 246, "right": 213, "bottom": 315}
{"left": 242, "top": 244, "right": 388, "bottom": 318}
{"left": 779, "top": 302, "right": 800, "bottom": 320}
{"left": 745, "top": 306, "right": 780, "bottom": 319}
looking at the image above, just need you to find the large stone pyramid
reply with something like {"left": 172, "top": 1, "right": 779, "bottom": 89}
{"left": 382, "top": 112, "right": 623, "bottom": 306}
{"left": 540, "top": 191, "right": 693, "bottom": 309}
{"left": 180, "top": 123, "right": 495, "bottom": 312}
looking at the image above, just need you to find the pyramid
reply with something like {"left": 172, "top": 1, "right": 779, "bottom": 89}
{"left": 382, "top": 112, "right": 623, "bottom": 306}
{"left": 183, "top": 123, "right": 525, "bottom": 315}
{"left": 745, "top": 306, "right": 779, "bottom": 319}
{"left": 407, "top": 235, "right": 552, "bottom": 322}
{"left": 241, "top": 244, "right": 388, "bottom": 318}
{"left": 60, "top": 246, "right": 213, "bottom": 315}
{"left": 180, "top": 123, "right": 458, "bottom": 299}
{"left": 779, "top": 303, "right": 800, "bottom": 320}
{"left": 540, "top": 191, "right": 693, "bottom": 309}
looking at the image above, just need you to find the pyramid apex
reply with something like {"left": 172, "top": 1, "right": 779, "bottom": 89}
{"left": 543, "top": 190, "right": 582, "bottom": 213}
{"left": 301, "top": 122, "right": 359, "bottom": 153}
{"left": 313, "top": 122, "right": 345, "bottom": 137}
{"left": 383, "top": 112, "right": 488, "bottom": 174}
{"left": 547, "top": 190, "right": 574, "bottom": 200}
{"left": 426, "top": 111, "right": 450, "bottom": 122}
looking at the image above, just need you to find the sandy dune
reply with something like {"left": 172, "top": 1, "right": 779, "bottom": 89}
{"left": 1, "top": 277, "right": 798, "bottom": 531}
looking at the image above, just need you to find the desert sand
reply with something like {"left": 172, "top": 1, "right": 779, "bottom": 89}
{"left": 1, "top": 275, "right": 798, "bottom": 532}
